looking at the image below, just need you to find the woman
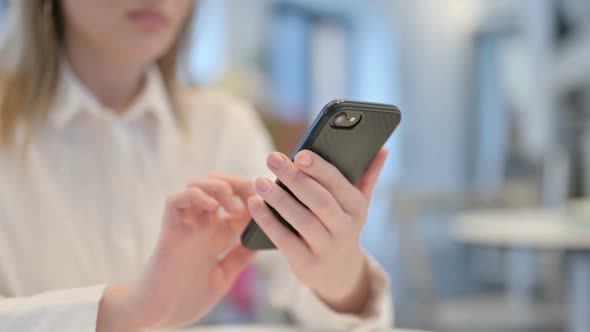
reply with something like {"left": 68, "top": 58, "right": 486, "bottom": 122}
{"left": 0, "top": 0, "right": 392, "bottom": 331}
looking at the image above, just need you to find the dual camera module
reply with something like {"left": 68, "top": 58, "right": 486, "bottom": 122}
{"left": 331, "top": 111, "right": 362, "bottom": 129}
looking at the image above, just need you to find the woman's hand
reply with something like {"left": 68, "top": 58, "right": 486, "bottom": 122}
{"left": 97, "top": 174, "right": 256, "bottom": 332}
{"left": 247, "top": 148, "right": 388, "bottom": 314}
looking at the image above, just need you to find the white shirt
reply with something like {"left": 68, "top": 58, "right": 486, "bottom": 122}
{"left": 0, "top": 65, "right": 392, "bottom": 331}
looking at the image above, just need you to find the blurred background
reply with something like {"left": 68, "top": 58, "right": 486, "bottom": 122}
{"left": 2, "top": 0, "right": 590, "bottom": 331}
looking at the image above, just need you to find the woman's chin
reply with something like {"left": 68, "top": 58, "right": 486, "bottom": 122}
{"left": 120, "top": 43, "right": 174, "bottom": 64}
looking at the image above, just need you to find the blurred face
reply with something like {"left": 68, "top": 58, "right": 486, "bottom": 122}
{"left": 59, "top": 0, "right": 194, "bottom": 65}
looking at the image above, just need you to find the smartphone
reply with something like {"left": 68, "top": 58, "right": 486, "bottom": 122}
{"left": 241, "top": 99, "right": 401, "bottom": 250}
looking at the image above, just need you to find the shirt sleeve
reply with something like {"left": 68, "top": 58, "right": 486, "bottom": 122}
{"left": 220, "top": 99, "right": 394, "bottom": 330}
{"left": 0, "top": 285, "right": 106, "bottom": 332}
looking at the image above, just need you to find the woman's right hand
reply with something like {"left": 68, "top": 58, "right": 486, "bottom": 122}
{"left": 96, "top": 174, "right": 257, "bottom": 332}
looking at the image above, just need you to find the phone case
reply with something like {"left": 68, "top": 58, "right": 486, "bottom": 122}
{"left": 241, "top": 100, "right": 401, "bottom": 250}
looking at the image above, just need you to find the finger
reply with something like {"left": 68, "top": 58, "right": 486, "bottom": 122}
{"left": 254, "top": 177, "right": 332, "bottom": 253}
{"left": 188, "top": 178, "right": 241, "bottom": 213}
{"left": 210, "top": 172, "right": 256, "bottom": 202}
{"left": 247, "top": 196, "right": 314, "bottom": 265}
{"left": 167, "top": 188, "right": 219, "bottom": 212}
{"left": 217, "top": 244, "right": 256, "bottom": 284}
{"left": 355, "top": 148, "right": 388, "bottom": 202}
{"left": 209, "top": 218, "right": 240, "bottom": 253}
{"left": 221, "top": 213, "right": 251, "bottom": 235}
{"left": 294, "top": 150, "right": 366, "bottom": 217}
{"left": 164, "top": 189, "right": 218, "bottom": 231}
{"left": 266, "top": 152, "right": 346, "bottom": 231}
{"left": 207, "top": 174, "right": 256, "bottom": 235}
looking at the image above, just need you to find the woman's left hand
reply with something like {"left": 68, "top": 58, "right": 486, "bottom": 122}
{"left": 247, "top": 148, "right": 389, "bottom": 314}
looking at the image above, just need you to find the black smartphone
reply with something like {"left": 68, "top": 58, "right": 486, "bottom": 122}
{"left": 241, "top": 99, "right": 401, "bottom": 250}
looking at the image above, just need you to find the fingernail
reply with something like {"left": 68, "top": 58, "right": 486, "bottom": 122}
{"left": 267, "top": 152, "right": 286, "bottom": 170}
{"left": 255, "top": 178, "right": 272, "bottom": 193}
{"left": 295, "top": 151, "right": 312, "bottom": 167}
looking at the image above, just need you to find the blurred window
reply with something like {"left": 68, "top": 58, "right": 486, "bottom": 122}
{"left": 0, "top": 1, "right": 6, "bottom": 24}
{"left": 186, "top": 0, "right": 229, "bottom": 84}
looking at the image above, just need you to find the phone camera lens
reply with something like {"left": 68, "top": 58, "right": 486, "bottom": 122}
{"left": 334, "top": 113, "right": 347, "bottom": 125}
{"left": 349, "top": 116, "right": 356, "bottom": 122}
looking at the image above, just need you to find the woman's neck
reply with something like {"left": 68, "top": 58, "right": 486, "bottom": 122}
{"left": 64, "top": 37, "right": 148, "bottom": 114}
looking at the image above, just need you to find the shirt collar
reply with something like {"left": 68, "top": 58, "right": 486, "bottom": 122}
{"left": 50, "top": 61, "right": 175, "bottom": 132}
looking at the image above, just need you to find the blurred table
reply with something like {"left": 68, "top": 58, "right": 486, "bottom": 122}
{"left": 454, "top": 208, "right": 590, "bottom": 332}
{"left": 171, "top": 326, "right": 430, "bottom": 332}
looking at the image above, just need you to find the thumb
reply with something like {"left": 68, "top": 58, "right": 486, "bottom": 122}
{"left": 218, "top": 244, "right": 256, "bottom": 285}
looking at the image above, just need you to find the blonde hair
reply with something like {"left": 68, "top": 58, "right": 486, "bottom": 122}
{"left": 0, "top": 0, "right": 192, "bottom": 152}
